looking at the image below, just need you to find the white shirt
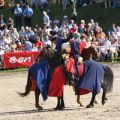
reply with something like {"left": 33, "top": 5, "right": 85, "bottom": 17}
{"left": 0, "top": 49, "right": 4, "bottom": 55}
{"left": 44, "top": 40, "right": 52, "bottom": 46}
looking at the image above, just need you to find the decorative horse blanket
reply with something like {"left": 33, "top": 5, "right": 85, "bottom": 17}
{"left": 48, "top": 66, "right": 65, "bottom": 97}
{"left": 29, "top": 60, "right": 50, "bottom": 101}
{"left": 76, "top": 60, "right": 106, "bottom": 95}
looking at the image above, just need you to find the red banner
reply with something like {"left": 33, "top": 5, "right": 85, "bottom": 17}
{"left": 3, "top": 51, "right": 40, "bottom": 68}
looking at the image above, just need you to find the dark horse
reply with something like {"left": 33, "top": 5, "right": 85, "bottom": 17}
{"left": 69, "top": 60, "right": 114, "bottom": 108}
{"left": 19, "top": 46, "right": 65, "bottom": 110}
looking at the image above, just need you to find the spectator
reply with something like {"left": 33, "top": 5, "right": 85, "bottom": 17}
{"left": 7, "top": 17, "right": 14, "bottom": 29}
{"left": 42, "top": 11, "right": 50, "bottom": 27}
{"left": 32, "top": 43, "right": 38, "bottom": 51}
{"left": 96, "top": 27, "right": 106, "bottom": 46}
{"left": 62, "top": 0, "right": 68, "bottom": 10}
{"left": 78, "top": 20, "right": 86, "bottom": 34}
{"left": 108, "top": 23, "right": 116, "bottom": 36}
{"left": 90, "top": 19, "right": 96, "bottom": 31}
{"left": 23, "top": 3, "right": 33, "bottom": 27}
{"left": 14, "top": 3, "right": 22, "bottom": 30}
{"left": 35, "top": 36, "right": 43, "bottom": 50}
{"left": 9, "top": 28, "right": 19, "bottom": 40}
{"left": 116, "top": 26, "right": 120, "bottom": 39}
{"left": 43, "top": 35, "right": 52, "bottom": 46}
{"left": 99, "top": 37, "right": 111, "bottom": 61}
{"left": 3, "top": 33, "right": 12, "bottom": 46}
{"left": 0, "top": 45, "right": 4, "bottom": 68}
{"left": 109, "top": 32, "right": 118, "bottom": 44}
{"left": 40, "top": 0, "right": 48, "bottom": 9}
{"left": 71, "top": 9, "right": 77, "bottom": 22}
{"left": 19, "top": 26, "right": 26, "bottom": 40}
{"left": 16, "top": 41, "right": 24, "bottom": 51}
{"left": 0, "top": 14, "right": 6, "bottom": 30}
{"left": 24, "top": 39, "right": 33, "bottom": 51}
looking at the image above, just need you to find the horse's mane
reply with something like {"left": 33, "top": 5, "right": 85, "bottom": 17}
{"left": 36, "top": 45, "right": 55, "bottom": 62}
{"left": 36, "top": 45, "right": 62, "bottom": 72}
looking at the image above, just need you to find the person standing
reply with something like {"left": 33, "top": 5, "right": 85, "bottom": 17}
{"left": 23, "top": 3, "right": 33, "bottom": 27}
{"left": 14, "top": 3, "right": 22, "bottom": 30}
{"left": 42, "top": 11, "right": 50, "bottom": 27}
{"left": 0, "top": 14, "right": 6, "bottom": 30}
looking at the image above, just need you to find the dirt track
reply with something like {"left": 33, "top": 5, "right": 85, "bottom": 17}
{"left": 0, "top": 66, "right": 120, "bottom": 120}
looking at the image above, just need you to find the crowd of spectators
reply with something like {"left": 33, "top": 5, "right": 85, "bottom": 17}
{"left": 0, "top": 1, "right": 120, "bottom": 68}
{"left": 12, "top": 0, "right": 120, "bottom": 9}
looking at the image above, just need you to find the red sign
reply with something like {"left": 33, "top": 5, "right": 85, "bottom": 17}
{"left": 3, "top": 51, "right": 39, "bottom": 68}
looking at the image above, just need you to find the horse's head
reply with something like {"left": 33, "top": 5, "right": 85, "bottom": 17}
{"left": 36, "top": 45, "right": 56, "bottom": 63}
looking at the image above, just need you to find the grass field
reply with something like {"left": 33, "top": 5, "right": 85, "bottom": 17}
{"left": 0, "top": 3, "right": 120, "bottom": 33}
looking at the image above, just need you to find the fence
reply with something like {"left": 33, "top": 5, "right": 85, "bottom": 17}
{"left": 97, "top": 45, "right": 120, "bottom": 61}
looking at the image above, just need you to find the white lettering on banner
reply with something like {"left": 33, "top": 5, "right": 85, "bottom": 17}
{"left": 9, "top": 56, "right": 31, "bottom": 64}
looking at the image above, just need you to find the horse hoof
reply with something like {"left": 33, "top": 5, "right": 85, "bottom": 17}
{"left": 104, "top": 97, "right": 107, "bottom": 101}
{"left": 54, "top": 105, "right": 65, "bottom": 111}
{"left": 60, "top": 105, "right": 65, "bottom": 110}
{"left": 102, "top": 98, "right": 107, "bottom": 105}
{"left": 102, "top": 100, "right": 106, "bottom": 106}
{"left": 94, "top": 100, "right": 99, "bottom": 104}
{"left": 36, "top": 105, "right": 43, "bottom": 110}
{"left": 61, "top": 104, "right": 65, "bottom": 109}
{"left": 77, "top": 101, "right": 84, "bottom": 107}
{"left": 78, "top": 103, "right": 84, "bottom": 107}
{"left": 54, "top": 106, "right": 61, "bottom": 111}
{"left": 86, "top": 104, "right": 94, "bottom": 108}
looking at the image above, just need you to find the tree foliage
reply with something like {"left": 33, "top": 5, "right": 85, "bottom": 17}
{"left": 4, "top": 0, "right": 14, "bottom": 7}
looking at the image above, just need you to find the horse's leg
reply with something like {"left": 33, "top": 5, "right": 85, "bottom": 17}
{"left": 54, "top": 92, "right": 65, "bottom": 110}
{"left": 54, "top": 97, "right": 61, "bottom": 110}
{"left": 102, "top": 88, "right": 107, "bottom": 105}
{"left": 35, "top": 88, "right": 43, "bottom": 110}
{"left": 77, "top": 95, "right": 83, "bottom": 107}
{"left": 101, "top": 84, "right": 107, "bottom": 105}
{"left": 61, "top": 91, "right": 65, "bottom": 109}
{"left": 86, "top": 91, "right": 97, "bottom": 108}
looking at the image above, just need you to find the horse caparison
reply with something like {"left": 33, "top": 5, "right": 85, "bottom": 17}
{"left": 86, "top": 65, "right": 114, "bottom": 108}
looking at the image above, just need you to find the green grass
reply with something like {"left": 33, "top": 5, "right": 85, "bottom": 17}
{"left": 0, "top": 67, "right": 28, "bottom": 74}
{"left": 1, "top": 3, "right": 120, "bottom": 33}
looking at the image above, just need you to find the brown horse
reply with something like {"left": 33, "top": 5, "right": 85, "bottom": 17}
{"left": 19, "top": 46, "right": 67, "bottom": 110}
{"left": 19, "top": 46, "right": 60, "bottom": 110}
{"left": 64, "top": 56, "right": 114, "bottom": 108}
{"left": 80, "top": 63, "right": 113, "bottom": 108}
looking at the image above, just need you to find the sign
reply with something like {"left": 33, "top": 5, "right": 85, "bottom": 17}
{"left": 3, "top": 51, "right": 39, "bottom": 68}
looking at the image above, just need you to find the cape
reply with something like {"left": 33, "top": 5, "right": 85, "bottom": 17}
{"left": 29, "top": 60, "right": 50, "bottom": 101}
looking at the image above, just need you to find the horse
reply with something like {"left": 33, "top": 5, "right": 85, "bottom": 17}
{"left": 19, "top": 46, "right": 68, "bottom": 110}
{"left": 64, "top": 56, "right": 114, "bottom": 108}
{"left": 18, "top": 46, "right": 59, "bottom": 109}
{"left": 62, "top": 40, "right": 114, "bottom": 108}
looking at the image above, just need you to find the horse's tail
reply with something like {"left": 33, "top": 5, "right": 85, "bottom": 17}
{"left": 103, "top": 66, "right": 114, "bottom": 93}
{"left": 18, "top": 72, "right": 32, "bottom": 97}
